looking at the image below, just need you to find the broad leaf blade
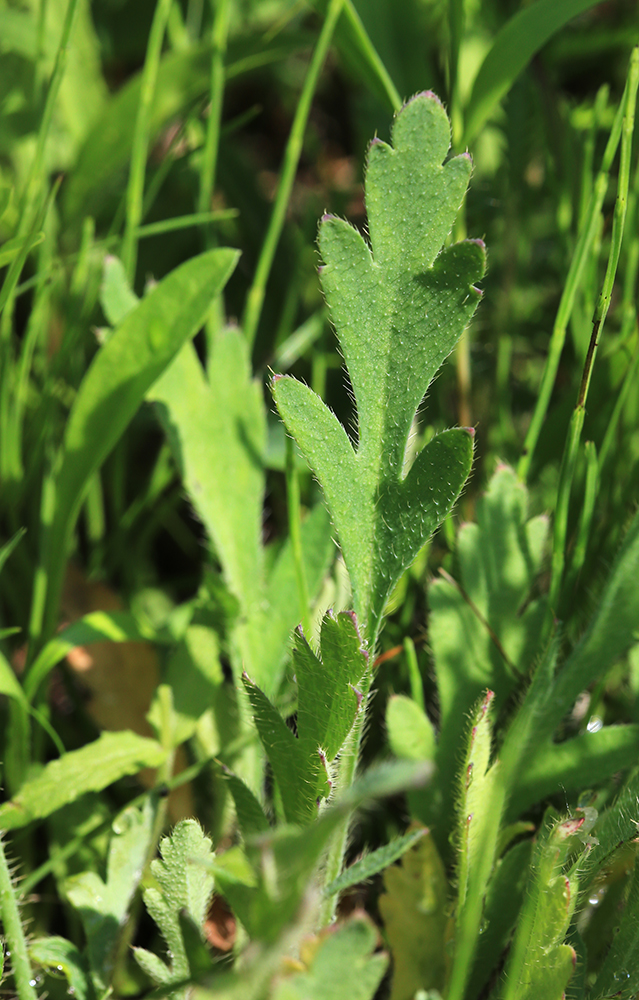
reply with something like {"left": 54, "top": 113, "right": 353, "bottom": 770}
{"left": 0, "top": 731, "right": 165, "bottom": 830}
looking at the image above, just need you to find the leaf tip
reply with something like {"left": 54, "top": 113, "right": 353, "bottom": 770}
{"left": 404, "top": 89, "right": 443, "bottom": 109}
{"left": 463, "top": 426, "right": 476, "bottom": 439}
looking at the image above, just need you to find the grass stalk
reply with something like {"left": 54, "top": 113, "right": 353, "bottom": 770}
{"left": 121, "top": 0, "right": 173, "bottom": 281}
{"left": 242, "top": 0, "right": 345, "bottom": 348}
{"left": 198, "top": 0, "right": 230, "bottom": 217}
{"left": 547, "top": 46, "right": 639, "bottom": 618}
{"left": 517, "top": 83, "right": 626, "bottom": 481}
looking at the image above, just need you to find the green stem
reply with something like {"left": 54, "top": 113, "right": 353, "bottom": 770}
{"left": 318, "top": 667, "right": 373, "bottom": 926}
{"left": 242, "top": 0, "right": 345, "bottom": 348}
{"left": 285, "top": 435, "right": 312, "bottom": 638}
{"left": 121, "top": 0, "right": 173, "bottom": 281}
{"left": 0, "top": 836, "right": 37, "bottom": 1000}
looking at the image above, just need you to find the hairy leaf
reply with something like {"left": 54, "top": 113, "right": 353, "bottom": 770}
{"left": 134, "top": 820, "right": 215, "bottom": 987}
{"left": 273, "top": 92, "right": 485, "bottom": 642}
{"left": 66, "top": 800, "right": 154, "bottom": 992}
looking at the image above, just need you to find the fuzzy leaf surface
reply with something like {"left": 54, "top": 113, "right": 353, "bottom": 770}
{"left": 243, "top": 611, "right": 368, "bottom": 824}
{"left": 136, "top": 820, "right": 215, "bottom": 985}
{"left": 273, "top": 93, "right": 485, "bottom": 641}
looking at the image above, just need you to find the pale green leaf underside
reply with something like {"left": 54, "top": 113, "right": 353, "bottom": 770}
{"left": 273, "top": 93, "right": 485, "bottom": 641}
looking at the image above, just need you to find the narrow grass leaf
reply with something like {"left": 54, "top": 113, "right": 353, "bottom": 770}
{"left": 273, "top": 93, "right": 485, "bottom": 642}
{"left": 0, "top": 231, "right": 44, "bottom": 268}
{"left": 464, "top": 0, "right": 604, "bottom": 144}
{"left": 0, "top": 731, "right": 165, "bottom": 830}
{"left": 25, "top": 608, "right": 157, "bottom": 702}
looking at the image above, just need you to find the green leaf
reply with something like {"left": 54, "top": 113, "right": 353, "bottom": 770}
{"left": 463, "top": 0, "right": 604, "bottom": 143}
{"left": 588, "top": 859, "right": 639, "bottom": 999}
{"left": 424, "top": 464, "right": 547, "bottom": 836}
{"left": 0, "top": 526, "right": 26, "bottom": 576}
{"left": 0, "top": 650, "right": 28, "bottom": 707}
{"left": 386, "top": 694, "right": 436, "bottom": 761}
{"left": 222, "top": 769, "right": 270, "bottom": 838}
{"left": 29, "top": 937, "right": 89, "bottom": 1000}
{"left": 42, "top": 248, "right": 238, "bottom": 639}
{"left": 147, "top": 625, "right": 224, "bottom": 747}
{"left": 296, "top": 610, "right": 368, "bottom": 761}
{"left": 378, "top": 825, "right": 448, "bottom": 999}
{"left": 219, "top": 761, "right": 432, "bottom": 944}
{"left": 467, "top": 839, "right": 533, "bottom": 1000}
{"left": 273, "top": 93, "right": 485, "bottom": 642}
{"left": 65, "top": 800, "right": 154, "bottom": 992}
{"left": 324, "top": 825, "right": 427, "bottom": 897}
{"left": 272, "top": 913, "right": 388, "bottom": 1000}
{"left": 507, "top": 723, "right": 639, "bottom": 820}
{"left": 242, "top": 672, "right": 311, "bottom": 826}
{"left": 0, "top": 731, "right": 165, "bottom": 830}
{"left": 539, "top": 507, "right": 639, "bottom": 740}
{"left": 456, "top": 691, "right": 497, "bottom": 913}
{"left": 243, "top": 611, "right": 369, "bottom": 825}
{"left": 135, "top": 820, "right": 215, "bottom": 986}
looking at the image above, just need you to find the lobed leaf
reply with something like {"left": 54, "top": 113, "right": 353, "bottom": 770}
{"left": 273, "top": 92, "right": 485, "bottom": 642}
{"left": 136, "top": 820, "right": 215, "bottom": 987}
